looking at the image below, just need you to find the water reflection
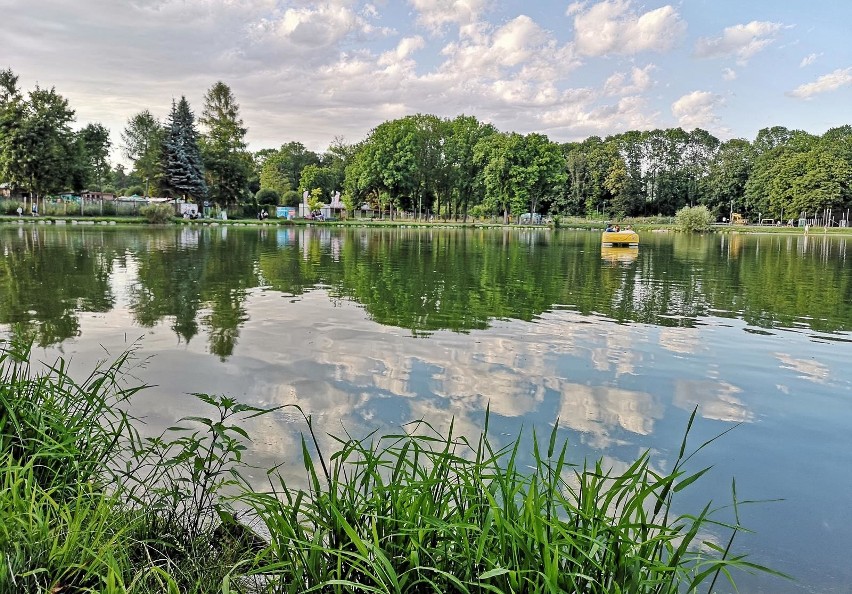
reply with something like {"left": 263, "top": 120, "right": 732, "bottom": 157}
{"left": 600, "top": 246, "right": 638, "bottom": 264}
{"left": 3, "top": 226, "right": 850, "bottom": 355}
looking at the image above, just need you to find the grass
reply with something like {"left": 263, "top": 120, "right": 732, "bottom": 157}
{"left": 0, "top": 340, "right": 787, "bottom": 593}
{"left": 241, "top": 412, "right": 785, "bottom": 594}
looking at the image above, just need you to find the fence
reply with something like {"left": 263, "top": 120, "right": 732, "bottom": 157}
{"left": 1, "top": 198, "right": 152, "bottom": 217}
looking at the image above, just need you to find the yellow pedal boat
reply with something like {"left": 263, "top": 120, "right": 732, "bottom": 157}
{"left": 601, "top": 230, "right": 639, "bottom": 246}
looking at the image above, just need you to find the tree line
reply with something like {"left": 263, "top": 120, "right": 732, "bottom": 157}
{"left": 2, "top": 67, "right": 851, "bottom": 222}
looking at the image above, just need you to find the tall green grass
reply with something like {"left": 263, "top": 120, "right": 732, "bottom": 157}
{"left": 241, "top": 411, "right": 786, "bottom": 594}
{"left": 0, "top": 341, "right": 786, "bottom": 593}
{"left": 0, "top": 342, "right": 143, "bottom": 593}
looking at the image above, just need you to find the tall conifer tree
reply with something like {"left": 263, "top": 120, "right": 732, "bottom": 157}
{"left": 161, "top": 96, "right": 207, "bottom": 200}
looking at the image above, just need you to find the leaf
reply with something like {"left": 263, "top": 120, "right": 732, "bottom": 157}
{"left": 479, "top": 568, "right": 510, "bottom": 580}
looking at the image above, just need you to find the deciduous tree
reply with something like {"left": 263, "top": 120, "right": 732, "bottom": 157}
{"left": 1, "top": 81, "right": 77, "bottom": 199}
{"left": 122, "top": 109, "right": 163, "bottom": 196}
{"left": 77, "top": 122, "right": 112, "bottom": 189}
{"left": 199, "top": 81, "right": 252, "bottom": 206}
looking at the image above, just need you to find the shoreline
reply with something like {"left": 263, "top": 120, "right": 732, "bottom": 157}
{"left": 1, "top": 214, "right": 851, "bottom": 235}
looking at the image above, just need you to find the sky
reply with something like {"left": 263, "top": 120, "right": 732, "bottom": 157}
{"left": 3, "top": 0, "right": 852, "bottom": 161}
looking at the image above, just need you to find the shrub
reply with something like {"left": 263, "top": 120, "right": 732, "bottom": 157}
{"left": 1, "top": 200, "right": 24, "bottom": 215}
{"left": 256, "top": 188, "right": 280, "bottom": 205}
{"left": 675, "top": 205, "right": 713, "bottom": 232}
{"left": 469, "top": 204, "right": 488, "bottom": 220}
{"left": 281, "top": 189, "right": 301, "bottom": 207}
{"left": 140, "top": 203, "right": 175, "bottom": 224}
{"left": 126, "top": 185, "right": 145, "bottom": 197}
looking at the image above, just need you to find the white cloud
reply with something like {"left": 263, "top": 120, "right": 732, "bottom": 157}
{"left": 694, "top": 21, "right": 784, "bottom": 63}
{"left": 722, "top": 67, "right": 737, "bottom": 81}
{"left": 378, "top": 36, "right": 426, "bottom": 68}
{"left": 540, "top": 94, "right": 658, "bottom": 136}
{"left": 671, "top": 90, "right": 723, "bottom": 129}
{"left": 408, "top": 0, "right": 488, "bottom": 33}
{"left": 788, "top": 67, "right": 852, "bottom": 99}
{"left": 603, "top": 65, "right": 655, "bottom": 96}
{"left": 251, "top": 1, "right": 392, "bottom": 52}
{"left": 799, "top": 53, "right": 820, "bottom": 68}
{"left": 435, "top": 16, "right": 579, "bottom": 86}
{"left": 571, "top": 0, "right": 686, "bottom": 57}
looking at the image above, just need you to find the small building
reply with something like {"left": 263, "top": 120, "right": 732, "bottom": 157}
{"left": 0, "top": 183, "right": 29, "bottom": 200}
{"left": 81, "top": 190, "right": 116, "bottom": 201}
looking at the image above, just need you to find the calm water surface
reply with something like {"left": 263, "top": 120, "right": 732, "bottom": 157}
{"left": 2, "top": 224, "right": 851, "bottom": 594}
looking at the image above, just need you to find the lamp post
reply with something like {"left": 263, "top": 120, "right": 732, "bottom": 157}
{"left": 729, "top": 200, "right": 733, "bottom": 225}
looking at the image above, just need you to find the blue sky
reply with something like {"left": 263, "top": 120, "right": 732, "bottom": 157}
{"left": 2, "top": 0, "right": 851, "bottom": 158}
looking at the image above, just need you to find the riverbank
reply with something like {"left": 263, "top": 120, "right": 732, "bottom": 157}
{"left": 2, "top": 213, "right": 851, "bottom": 235}
{"left": 0, "top": 343, "right": 782, "bottom": 594}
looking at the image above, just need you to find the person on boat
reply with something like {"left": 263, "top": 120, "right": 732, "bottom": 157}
{"left": 605, "top": 222, "right": 614, "bottom": 232}
{"left": 614, "top": 224, "right": 620, "bottom": 232}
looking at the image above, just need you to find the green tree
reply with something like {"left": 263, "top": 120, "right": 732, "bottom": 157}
{"left": 0, "top": 67, "right": 19, "bottom": 103}
{"left": 0, "top": 83, "right": 78, "bottom": 199}
{"left": 517, "top": 132, "right": 566, "bottom": 216}
{"left": 820, "top": 126, "right": 852, "bottom": 210}
{"left": 561, "top": 141, "right": 589, "bottom": 214}
{"left": 355, "top": 115, "right": 446, "bottom": 219}
{"left": 559, "top": 136, "right": 624, "bottom": 217}
{"left": 259, "top": 157, "right": 291, "bottom": 196}
{"left": 161, "top": 97, "right": 207, "bottom": 200}
{"left": 474, "top": 132, "right": 516, "bottom": 222}
{"left": 0, "top": 68, "right": 25, "bottom": 192}
{"left": 76, "top": 122, "right": 112, "bottom": 189}
{"left": 474, "top": 132, "right": 567, "bottom": 222}
{"left": 683, "top": 128, "right": 720, "bottom": 207}
{"left": 752, "top": 126, "right": 793, "bottom": 154}
{"left": 444, "top": 115, "right": 497, "bottom": 220}
{"left": 745, "top": 129, "right": 816, "bottom": 218}
{"left": 298, "top": 163, "right": 339, "bottom": 200}
{"left": 343, "top": 142, "right": 382, "bottom": 213}
{"left": 703, "top": 138, "right": 753, "bottom": 219}
{"left": 121, "top": 109, "right": 163, "bottom": 196}
{"left": 111, "top": 163, "right": 138, "bottom": 191}
{"left": 765, "top": 147, "right": 851, "bottom": 219}
{"left": 320, "top": 136, "right": 354, "bottom": 195}
{"left": 199, "top": 81, "right": 252, "bottom": 206}
{"left": 254, "top": 148, "right": 278, "bottom": 169}
{"left": 610, "top": 131, "right": 645, "bottom": 217}
{"left": 265, "top": 141, "right": 320, "bottom": 192}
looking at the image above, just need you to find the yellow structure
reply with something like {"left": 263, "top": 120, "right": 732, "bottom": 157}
{"left": 601, "top": 229, "right": 639, "bottom": 246}
{"left": 731, "top": 213, "right": 747, "bottom": 225}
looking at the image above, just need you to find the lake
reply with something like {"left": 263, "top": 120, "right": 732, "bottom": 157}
{"left": 1, "top": 223, "right": 851, "bottom": 594}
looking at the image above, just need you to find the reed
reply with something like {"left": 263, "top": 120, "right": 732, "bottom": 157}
{"left": 241, "top": 409, "right": 786, "bottom": 594}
